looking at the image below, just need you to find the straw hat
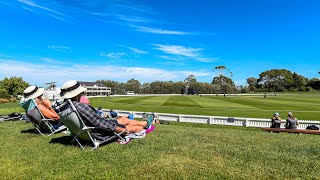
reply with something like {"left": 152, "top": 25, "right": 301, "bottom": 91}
{"left": 23, "top": 85, "right": 45, "bottom": 101}
{"left": 60, "top": 80, "right": 86, "bottom": 99}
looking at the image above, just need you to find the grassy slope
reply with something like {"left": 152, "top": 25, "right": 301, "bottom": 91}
{"left": 0, "top": 121, "right": 319, "bottom": 179}
{"left": 90, "top": 95, "right": 320, "bottom": 120}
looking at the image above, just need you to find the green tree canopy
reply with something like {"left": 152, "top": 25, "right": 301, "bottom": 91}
{"left": 0, "top": 76, "right": 29, "bottom": 97}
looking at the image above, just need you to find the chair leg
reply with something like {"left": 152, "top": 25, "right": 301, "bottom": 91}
{"left": 35, "top": 128, "right": 45, "bottom": 136}
{"left": 74, "top": 139, "right": 85, "bottom": 150}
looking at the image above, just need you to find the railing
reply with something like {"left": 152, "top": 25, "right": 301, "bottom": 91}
{"left": 101, "top": 109, "right": 320, "bottom": 129}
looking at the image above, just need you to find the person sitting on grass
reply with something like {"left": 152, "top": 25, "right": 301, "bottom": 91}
{"left": 60, "top": 80, "right": 154, "bottom": 136}
{"left": 285, "top": 112, "right": 299, "bottom": 130}
{"left": 270, "top": 112, "right": 282, "bottom": 128}
{"left": 23, "top": 85, "right": 60, "bottom": 121}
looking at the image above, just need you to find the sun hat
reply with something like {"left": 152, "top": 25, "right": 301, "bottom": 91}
{"left": 274, "top": 112, "right": 280, "bottom": 116}
{"left": 23, "top": 85, "right": 45, "bottom": 101}
{"left": 288, "top": 112, "right": 293, "bottom": 116}
{"left": 60, "top": 80, "right": 87, "bottom": 99}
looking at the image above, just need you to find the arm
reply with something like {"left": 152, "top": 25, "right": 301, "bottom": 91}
{"left": 37, "top": 100, "right": 60, "bottom": 120}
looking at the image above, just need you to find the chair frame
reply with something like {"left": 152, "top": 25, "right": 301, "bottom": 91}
{"left": 58, "top": 99, "right": 126, "bottom": 151}
{"left": 21, "top": 99, "right": 66, "bottom": 136}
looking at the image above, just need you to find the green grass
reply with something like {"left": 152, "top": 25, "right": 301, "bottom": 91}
{"left": 0, "top": 121, "right": 319, "bottom": 179}
{"left": 90, "top": 95, "right": 320, "bottom": 120}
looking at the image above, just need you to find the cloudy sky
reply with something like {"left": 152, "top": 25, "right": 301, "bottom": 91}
{"left": 0, "top": 0, "right": 319, "bottom": 86}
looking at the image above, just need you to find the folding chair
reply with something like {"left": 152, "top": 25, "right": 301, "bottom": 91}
{"left": 58, "top": 99, "right": 127, "bottom": 151}
{"left": 19, "top": 99, "right": 67, "bottom": 136}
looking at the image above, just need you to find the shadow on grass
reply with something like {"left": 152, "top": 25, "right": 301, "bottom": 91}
{"left": 20, "top": 128, "right": 40, "bottom": 134}
{"left": 49, "top": 136, "right": 78, "bottom": 146}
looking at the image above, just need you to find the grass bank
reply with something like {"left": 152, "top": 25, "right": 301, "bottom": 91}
{"left": 0, "top": 121, "right": 319, "bottom": 179}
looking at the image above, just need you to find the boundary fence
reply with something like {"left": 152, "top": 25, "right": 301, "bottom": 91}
{"left": 102, "top": 109, "right": 320, "bottom": 129}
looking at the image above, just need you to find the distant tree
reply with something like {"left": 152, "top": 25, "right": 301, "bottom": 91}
{"left": 306, "top": 78, "right": 320, "bottom": 90}
{"left": 184, "top": 75, "right": 197, "bottom": 83}
{"left": 0, "top": 88, "right": 11, "bottom": 99}
{"left": 0, "top": 76, "right": 29, "bottom": 97}
{"left": 126, "top": 79, "right": 141, "bottom": 94}
{"left": 246, "top": 77, "right": 258, "bottom": 92}
{"left": 212, "top": 75, "right": 236, "bottom": 93}
{"left": 292, "top": 72, "right": 307, "bottom": 91}
{"left": 257, "top": 69, "right": 294, "bottom": 92}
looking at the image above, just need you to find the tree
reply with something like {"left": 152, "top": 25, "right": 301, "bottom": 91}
{"left": 126, "top": 79, "right": 141, "bottom": 94}
{"left": 212, "top": 66, "right": 235, "bottom": 93}
{"left": 257, "top": 69, "right": 294, "bottom": 92}
{"left": 246, "top": 77, "right": 258, "bottom": 92}
{"left": 292, "top": 72, "right": 307, "bottom": 91}
{"left": 212, "top": 75, "right": 236, "bottom": 93}
{"left": 184, "top": 75, "right": 197, "bottom": 83}
{"left": 0, "top": 76, "right": 29, "bottom": 97}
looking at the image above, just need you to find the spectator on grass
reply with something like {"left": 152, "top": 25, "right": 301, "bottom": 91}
{"left": 23, "top": 85, "right": 60, "bottom": 121}
{"left": 270, "top": 112, "right": 282, "bottom": 128}
{"left": 285, "top": 112, "right": 299, "bottom": 129}
{"left": 60, "top": 80, "right": 154, "bottom": 135}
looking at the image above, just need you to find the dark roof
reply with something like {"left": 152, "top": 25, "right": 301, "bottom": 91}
{"left": 78, "top": 81, "right": 105, "bottom": 87}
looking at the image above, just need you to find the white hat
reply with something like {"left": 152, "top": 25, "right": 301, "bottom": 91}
{"left": 23, "top": 85, "right": 45, "bottom": 101}
{"left": 60, "top": 80, "right": 86, "bottom": 99}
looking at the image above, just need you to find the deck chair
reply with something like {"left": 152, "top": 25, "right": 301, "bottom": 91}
{"left": 58, "top": 99, "right": 127, "bottom": 151}
{"left": 19, "top": 99, "right": 67, "bottom": 136}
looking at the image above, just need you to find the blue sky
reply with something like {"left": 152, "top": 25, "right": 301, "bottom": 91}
{"left": 0, "top": 0, "right": 319, "bottom": 87}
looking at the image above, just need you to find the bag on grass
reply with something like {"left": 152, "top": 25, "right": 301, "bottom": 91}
{"left": 306, "top": 125, "right": 319, "bottom": 130}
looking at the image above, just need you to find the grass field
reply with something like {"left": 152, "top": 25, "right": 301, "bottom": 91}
{"left": 0, "top": 120, "right": 320, "bottom": 179}
{"left": 0, "top": 95, "right": 320, "bottom": 179}
{"left": 89, "top": 95, "right": 320, "bottom": 120}
{"left": 1, "top": 94, "right": 320, "bottom": 120}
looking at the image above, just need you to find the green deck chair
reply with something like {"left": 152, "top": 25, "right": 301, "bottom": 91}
{"left": 19, "top": 98, "right": 67, "bottom": 136}
{"left": 58, "top": 99, "right": 126, "bottom": 151}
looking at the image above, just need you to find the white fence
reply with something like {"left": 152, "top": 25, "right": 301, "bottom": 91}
{"left": 102, "top": 109, "right": 320, "bottom": 129}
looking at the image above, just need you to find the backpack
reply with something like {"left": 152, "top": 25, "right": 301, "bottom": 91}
{"left": 306, "top": 125, "right": 319, "bottom": 130}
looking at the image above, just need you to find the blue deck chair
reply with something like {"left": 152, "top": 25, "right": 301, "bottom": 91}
{"left": 58, "top": 99, "right": 127, "bottom": 151}
{"left": 19, "top": 98, "right": 67, "bottom": 136}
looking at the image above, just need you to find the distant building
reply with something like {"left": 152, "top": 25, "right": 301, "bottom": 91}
{"left": 78, "top": 81, "right": 111, "bottom": 96}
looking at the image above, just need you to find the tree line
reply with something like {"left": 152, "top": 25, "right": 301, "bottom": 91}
{"left": 0, "top": 68, "right": 319, "bottom": 102}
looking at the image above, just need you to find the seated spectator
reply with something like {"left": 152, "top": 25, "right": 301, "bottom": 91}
{"left": 270, "top": 112, "right": 282, "bottom": 128}
{"left": 23, "top": 85, "right": 60, "bottom": 121}
{"left": 60, "top": 80, "right": 153, "bottom": 134}
{"left": 285, "top": 112, "right": 299, "bottom": 129}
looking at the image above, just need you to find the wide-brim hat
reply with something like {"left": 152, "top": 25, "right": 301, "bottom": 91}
{"left": 23, "top": 85, "right": 45, "bottom": 101}
{"left": 60, "top": 80, "right": 86, "bottom": 99}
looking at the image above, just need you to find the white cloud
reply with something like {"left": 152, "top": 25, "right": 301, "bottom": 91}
{"left": 132, "top": 25, "right": 192, "bottom": 35}
{"left": 159, "top": 55, "right": 183, "bottom": 62}
{"left": 18, "top": 0, "right": 63, "bottom": 16}
{"left": 154, "top": 44, "right": 216, "bottom": 62}
{"left": 117, "top": 15, "right": 149, "bottom": 23}
{"left": 48, "top": 45, "right": 70, "bottom": 51}
{"left": 99, "top": 52, "right": 126, "bottom": 59}
{"left": 40, "top": 58, "right": 65, "bottom": 64}
{"left": 0, "top": 59, "right": 211, "bottom": 85}
{"left": 128, "top": 47, "right": 148, "bottom": 54}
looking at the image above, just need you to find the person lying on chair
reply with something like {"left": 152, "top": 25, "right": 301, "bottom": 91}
{"left": 23, "top": 85, "right": 60, "bottom": 121}
{"left": 60, "top": 80, "right": 153, "bottom": 134}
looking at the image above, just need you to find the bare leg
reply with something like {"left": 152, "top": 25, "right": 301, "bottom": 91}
{"left": 117, "top": 116, "right": 147, "bottom": 126}
{"left": 115, "top": 125, "right": 144, "bottom": 133}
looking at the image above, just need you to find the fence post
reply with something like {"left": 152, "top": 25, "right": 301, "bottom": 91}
{"left": 208, "top": 117, "right": 211, "bottom": 124}
{"left": 178, "top": 115, "right": 182, "bottom": 122}
{"left": 244, "top": 118, "right": 249, "bottom": 127}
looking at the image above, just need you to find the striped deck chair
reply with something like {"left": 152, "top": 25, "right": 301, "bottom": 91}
{"left": 58, "top": 99, "right": 127, "bottom": 151}
{"left": 19, "top": 98, "right": 67, "bottom": 136}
